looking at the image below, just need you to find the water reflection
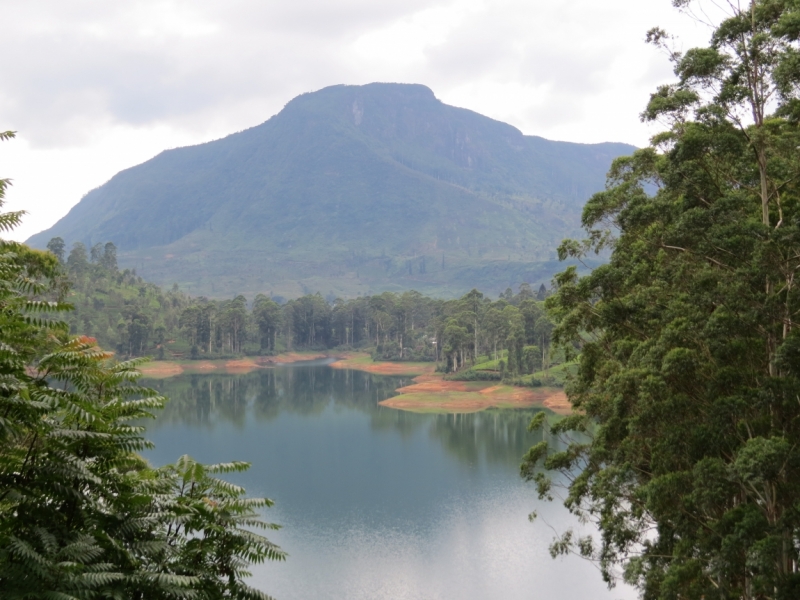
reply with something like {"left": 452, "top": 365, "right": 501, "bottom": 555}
{"left": 145, "top": 365, "right": 555, "bottom": 466}
{"left": 141, "top": 365, "right": 632, "bottom": 600}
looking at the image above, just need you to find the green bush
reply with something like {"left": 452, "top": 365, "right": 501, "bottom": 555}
{"left": 446, "top": 369, "right": 502, "bottom": 381}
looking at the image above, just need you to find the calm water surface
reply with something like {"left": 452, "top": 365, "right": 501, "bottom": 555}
{"left": 144, "top": 362, "right": 635, "bottom": 600}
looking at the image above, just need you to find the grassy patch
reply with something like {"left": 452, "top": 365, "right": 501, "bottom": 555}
{"left": 332, "top": 353, "right": 374, "bottom": 365}
{"left": 534, "top": 361, "right": 578, "bottom": 386}
{"left": 472, "top": 353, "right": 505, "bottom": 370}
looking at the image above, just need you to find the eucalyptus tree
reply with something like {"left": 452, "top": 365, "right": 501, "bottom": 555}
{"left": 284, "top": 293, "right": 330, "bottom": 348}
{"left": 126, "top": 309, "right": 151, "bottom": 355}
{"left": 460, "top": 289, "right": 487, "bottom": 363}
{"left": 522, "top": 2, "right": 800, "bottom": 598}
{"left": 482, "top": 307, "right": 506, "bottom": 362}
{"left": 66, "top": 242, "right": 89, "bottom": 276}
{"left": 179, "top": 304, "right": 202, "bottom": 347}
{"left": 501, "top": 305, "right": 524, "bottom": 374}
{"left": 253, "top": 294, "right": 282, "bottom": 351}
{"left": 90, "top": 242, "right": 104, "bottom": 263}
{"left": 443, "top": 319, "right": 470, "bottom": 371}
{"left": 45, "top": 236, "right": 65, "bottom": 262}
{"left": 101, "top": 241, "right": 117, "bottom": 271}
{"left": 217, "top": 295, "right": 248, "bottom": 353}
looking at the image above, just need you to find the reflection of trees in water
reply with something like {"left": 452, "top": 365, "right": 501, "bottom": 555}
{"left": 369, "top": 407, "right": 572, "bottom": 465}
{"left": 146, "top": 374, "right": 250, "bottom": 429}
{"left": 252, "top": 367, "right": 404, "bottom": 417}
{"left": 145, "top": 368, "right": 404, "bottom": 428}
{"left": 144, "top": 368, "right": 565, "bottom": 466}
{"left": 426, "top": 410, "right": 571, "bottom": 466}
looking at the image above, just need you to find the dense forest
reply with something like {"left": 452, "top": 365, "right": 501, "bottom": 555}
{"left": 521, "top": 2, "right": 800, "bottom": 598}
{"left": 47, "top": 235, "right": 558, "bottom": 378}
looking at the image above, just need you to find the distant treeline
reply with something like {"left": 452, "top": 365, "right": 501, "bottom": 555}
{"left": 47, "top": 237, "right": 555, "bottom": 375}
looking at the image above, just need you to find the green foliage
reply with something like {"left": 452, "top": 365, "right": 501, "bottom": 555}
{"left": 53, "top": 252, "right": 561, "bottom": 378}
{"left": 151, "top": 455, "right": 285, "bottom": 600}
{"left": 523, "top": 3, "right": 800, "bottom": 597}
{"left": 54, "top": 242, "right": 194, "bottom": 358}
{"left": 252, "top": 294, "right": 281, "bottom": 352}
{"left": 444, "top": 369, "right": 502, "bottom": 382}
{"left": 27, "top": 83, "right": 633, "bottom": 299}
{"left": 0, "top": 138, "right": 283, "bottom": 598}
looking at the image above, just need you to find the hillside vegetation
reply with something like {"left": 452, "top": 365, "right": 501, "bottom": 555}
{"left": 47, "top": 236, "right": 561, "bottom": 382}
{"left": 28, "top": 83, "right": 633, "bottom": 298}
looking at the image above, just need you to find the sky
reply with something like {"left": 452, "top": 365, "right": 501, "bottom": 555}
{"left": 0, "top": 0, "right": 725, "bottom": 242}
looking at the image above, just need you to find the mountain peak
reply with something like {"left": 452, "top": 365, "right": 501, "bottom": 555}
{"left": 28, "top": 84, "right": 634, "bottom": 298}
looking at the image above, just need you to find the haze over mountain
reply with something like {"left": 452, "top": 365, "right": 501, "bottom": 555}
{"left": 28, "top": 83, "right": 634, "bottom": 298}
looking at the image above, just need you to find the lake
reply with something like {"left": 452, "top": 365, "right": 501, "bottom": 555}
{"left": 143, "top": 361, "right": 635, "bottom": 600}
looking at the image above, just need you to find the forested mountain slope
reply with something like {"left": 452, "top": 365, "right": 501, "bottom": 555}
{"left": 28, "top": 83, "right": 634, "bottom": 298}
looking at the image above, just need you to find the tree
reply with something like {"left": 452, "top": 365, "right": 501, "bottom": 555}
{"left": 286, "top": 293, "right": 330, "bottom": 348}
{"left": 501, "top": 305, "right": 523, "bottom": 374}
{"left": 519, "top": 299, "right": 543, "bottom": 346}
{"left": 253, "top": 294, "right": 282, "bottom": 352}
{"left": 219, "top": 295, "right": 248, "bottom": 353}
{"left": 518, "top": 283, "right": 534, "bottom": 302}
{"left": 126, "top": 310, "right": 151, "bottom": 356}
{"left": 152, "top": 455, "right": 286, "bottom": 599}
{"left": 66, "top": 241, "right": 88, "bottom": 276}
{"left": 90, "top": 242, "right": 104, "bottom": 263}
{"left": 101, "top": 241, "right": 117, "bottom": 271}
{"left": 522, "top": 345, "right": 542, "bottom": 374}
{"left": 180, "top": 305, "right": 202, "bottom": 347}
{"left": 0, "top": 132, "right": 284, "bottom": 599}
{"left": 443, "top": 320, "right": 470, "bottom": 371}
{"left": 46, "top": 236, "right": 65, "bottom": 262}
{"left": 522, "top": 3, "right": 800, "bottom": 598}
{"left": 482, "top": 307, "right": 506, "bottom": 362}
{"left": 460, "top": 289, "right": 485, "bottom": 363}
{"left": 533, "top": 314, "right": 553, "bottom": 374}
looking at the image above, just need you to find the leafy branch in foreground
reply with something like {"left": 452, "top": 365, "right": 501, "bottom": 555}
{"left": 0, "top": 135, "right": 284, "bottom": 598}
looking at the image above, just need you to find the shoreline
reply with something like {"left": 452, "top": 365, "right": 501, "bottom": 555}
{"left": 138, "top": 352, "right": 330, "bottom": 378}
{"left": 329, "top": 354, "right": 436, "bottom": 377}
{"left": 139, "top": 352, "right": 572, "bottom": 414}
{"left": 329, "top": 355, "right": 571, "bottom": 415}
{"left": 378, "top": 374, "right": 571, "bottom": 415}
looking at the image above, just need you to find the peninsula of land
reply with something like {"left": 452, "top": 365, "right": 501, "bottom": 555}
{"left": 140, "top": 352, "right": 571, "bottom": 415}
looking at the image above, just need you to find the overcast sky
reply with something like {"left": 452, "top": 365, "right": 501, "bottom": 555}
{"left": 0, "top": 0, "right": 723, "bottom": 242}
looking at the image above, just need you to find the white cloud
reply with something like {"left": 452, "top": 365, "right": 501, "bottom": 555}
{"left": 0, "top": 0, "right": 726, "bottom": 241}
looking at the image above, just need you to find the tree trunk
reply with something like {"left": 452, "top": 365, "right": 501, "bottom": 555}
{"left": 474, "top": 318, "right": 479, "bottom": 364}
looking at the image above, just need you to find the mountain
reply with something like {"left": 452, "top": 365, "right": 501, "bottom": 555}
{"left": 28, "top": 83, "right": 634, "bottom": 298}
